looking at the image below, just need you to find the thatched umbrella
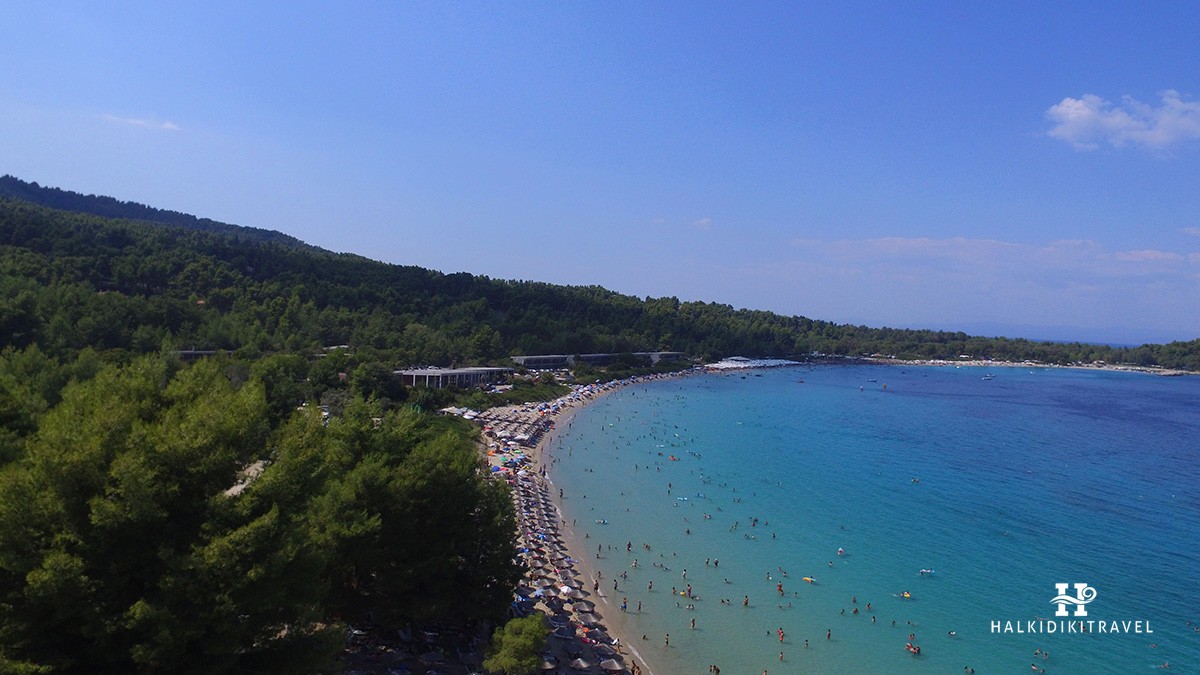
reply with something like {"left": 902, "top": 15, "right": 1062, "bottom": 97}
{"left": 569, "top": 657, "right": 592, "bottom": 670}
{"left": 599, "top": 659, "right": 625, "bottom": 672}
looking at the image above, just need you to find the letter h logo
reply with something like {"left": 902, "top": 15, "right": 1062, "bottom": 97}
{"left": 1051, "top": 582, "right": 1097, "bottom": 617}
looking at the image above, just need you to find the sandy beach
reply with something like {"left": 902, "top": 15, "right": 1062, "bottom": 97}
{"left": 479, "top": 374, "right": 686, "bottom": 675}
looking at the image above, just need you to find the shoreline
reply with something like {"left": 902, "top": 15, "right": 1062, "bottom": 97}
{"left": 542, "top": 412, "right": 658, "bottom": 675}
{"left": 859, "top": 356, "right": 1196, "bottom": 377}
{"left": 481, "top": 373, "right": 688, "bottom": 675}
{"left": 476, "top": 353, "right": 1193, "bottom": 673}
{"left": 479, "top": 361, "right": 1200, "bottom": 674}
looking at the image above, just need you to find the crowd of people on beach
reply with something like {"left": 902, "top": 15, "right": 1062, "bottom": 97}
{"left": 480, "top": 376, "right": 680, "bottom": 674}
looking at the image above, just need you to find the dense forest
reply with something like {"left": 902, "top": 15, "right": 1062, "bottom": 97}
{"left": 0, "top": 178, "right": 1197, "bottom": 672}
{"left": 0, "top": 355, "right": 518, "bottom": 672}
{"left": 1, "top": 176, "right": 1197, "bottom": 371}
{"left": 0, "top": 176, "right": 310, "bottom": 249}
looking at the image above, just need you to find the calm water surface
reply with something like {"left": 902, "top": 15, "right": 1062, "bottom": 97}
{"left": 547, "top": 365, "right": 1200, "bottom": 674}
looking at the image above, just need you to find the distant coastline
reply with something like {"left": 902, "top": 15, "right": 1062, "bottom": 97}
{"left": 860, "top": 356, "right": 1197, "bottom": 377}
{"left": 705, "top": 353, "right": 1196, "bottom": 376}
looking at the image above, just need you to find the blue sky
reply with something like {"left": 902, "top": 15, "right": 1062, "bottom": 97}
{"left": 3, "top": 2, "right": 1199, "bottom": 344}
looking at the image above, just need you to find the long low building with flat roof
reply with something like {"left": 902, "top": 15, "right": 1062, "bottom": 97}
{"left": 395, "top": 366, "right": 513, "bottom": 389}
{"left": 511, "top": 352, "right": 685, "bottom": 368}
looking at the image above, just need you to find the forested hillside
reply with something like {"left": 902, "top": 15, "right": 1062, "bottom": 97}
{"left": 0, "top": 175, "right": 309, "bottom": 249}
{"left": 2, "top": 190, "right": 1197, "bottom": 370}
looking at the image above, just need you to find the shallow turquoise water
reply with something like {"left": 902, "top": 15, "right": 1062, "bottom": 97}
{"left": 546, "top": 365, "right": 1200, "bottom": 674}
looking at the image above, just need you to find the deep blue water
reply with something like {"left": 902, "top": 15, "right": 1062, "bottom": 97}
{"left": 546, "top": 365, "right": 1200, "bottom": 674}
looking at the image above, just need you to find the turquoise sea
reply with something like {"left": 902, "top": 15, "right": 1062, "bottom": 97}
{"left": 545, "top": 365, "right": 1200, "bottom": 674}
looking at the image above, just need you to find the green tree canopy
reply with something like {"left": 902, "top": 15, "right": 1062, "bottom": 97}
{"left": 483, "top": 615, "right": 549, "bottom": 675}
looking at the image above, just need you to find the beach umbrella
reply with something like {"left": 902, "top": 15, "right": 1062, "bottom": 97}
{"left": 599, "top": 659, "right": 624, "bottom": 671}
{"left": 541, "top": 660, "right": 557, "bottom": 670}
{"left": 569, "top": 658, "right": 591, "bottom": 670}
{"left": 565, "top": 589, "right": 585, "bottom": 600}
{"left": 576, "top": 612, "right": 600, "bottom": 626}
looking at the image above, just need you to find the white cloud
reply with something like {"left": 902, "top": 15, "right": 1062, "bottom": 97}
{"left": 1183, "top": 226, "right": 1200, "bottom": 236}
{"left": 691, "top": 217, "right": 713, "bottom": 230}
{"left": 1045, "top": 90, "right": 1200, "bottom": 150}
{"left": 103, "top": 114, "right": 181, "bottom": 131}
{"left": 1112, "top": 249, "right": 1185, "bottom": 263}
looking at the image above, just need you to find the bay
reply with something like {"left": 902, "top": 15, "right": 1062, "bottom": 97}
{"left": 546, "top": 365, "right": 1200, "bottom": 674}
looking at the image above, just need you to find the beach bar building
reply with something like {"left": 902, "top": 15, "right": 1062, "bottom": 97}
{"left": 395, "top": 366, "right": 513, "bottom": 389}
